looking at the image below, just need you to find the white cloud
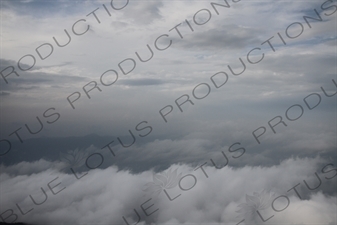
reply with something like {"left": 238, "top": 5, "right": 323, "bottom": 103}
{"left": 0, "top": 157, "right": 336, "bottom": 224}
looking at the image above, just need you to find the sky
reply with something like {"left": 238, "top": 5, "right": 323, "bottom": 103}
{"left": 0, "top": 0, "right": 336, "bottom": 224}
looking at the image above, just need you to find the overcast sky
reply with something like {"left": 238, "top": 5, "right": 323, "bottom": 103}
{"left": 0, "top": 0, "right": 336, "bottom": 224}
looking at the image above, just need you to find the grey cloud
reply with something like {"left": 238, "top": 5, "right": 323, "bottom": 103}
{"left": 0, "top": 92, "right": 10, "bottom": 96}
{"left": 111, "top": 21, "right": 130, "bottom": 30}
{"left": 0, "top": 58, "right": 89, "bottom": 92}
{"left": 324, "top": 38, "right": 337, "bottom": 46}
{"left": 0, "top": 58, "right": 60, "bottom": 76}
{"left": 118, "top": 78, "right": 165, "bottom": 86}
{"left": 122, "top": 1, "right": 164, "bottom": 24}
{"left": 1, "top": 0, "right": 91, "bottom": 17}
{"left": 0, "top": 159, "right": 65, "bottom": 176}
{"left": 171, "top": 24, "right": 262, "bottom": 52}
{"left": 0, "top": 73, "right": 87, "bottom": 93}
{"left": 0, "top": 58, "right": 17, "bottom": 69}
{"left": 259, "top": 53, "right": 336, "bottom": 80}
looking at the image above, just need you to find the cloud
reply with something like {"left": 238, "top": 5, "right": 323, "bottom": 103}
{"left": 0, "top": 159, "right": 65, "bottom": 176}
{"left": 122, "top": 1, "right": 164, "bottom": 25}
{"left": 118, "top": 78, "right": 165, "bottom": 86}
{"left": 171, "top": 23, "right": 262, "bottom": 52}
{"left": 0, "top": 0, "right": 96, "bottom": 18}
{"left": 0, "top": 1, "right": 336, "bottom": 224}
{"left": 0, "top": 157, "right": 336, "bottom": 224}
{"left": 0, "top": 92, "right": 10, "bottom": 96}
{"left": 1, "top": 0, "right": 335, "bottom": 139}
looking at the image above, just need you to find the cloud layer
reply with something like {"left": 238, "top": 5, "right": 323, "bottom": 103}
{"left": 0, "top": 157, "right": 336, "bottom": 224}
